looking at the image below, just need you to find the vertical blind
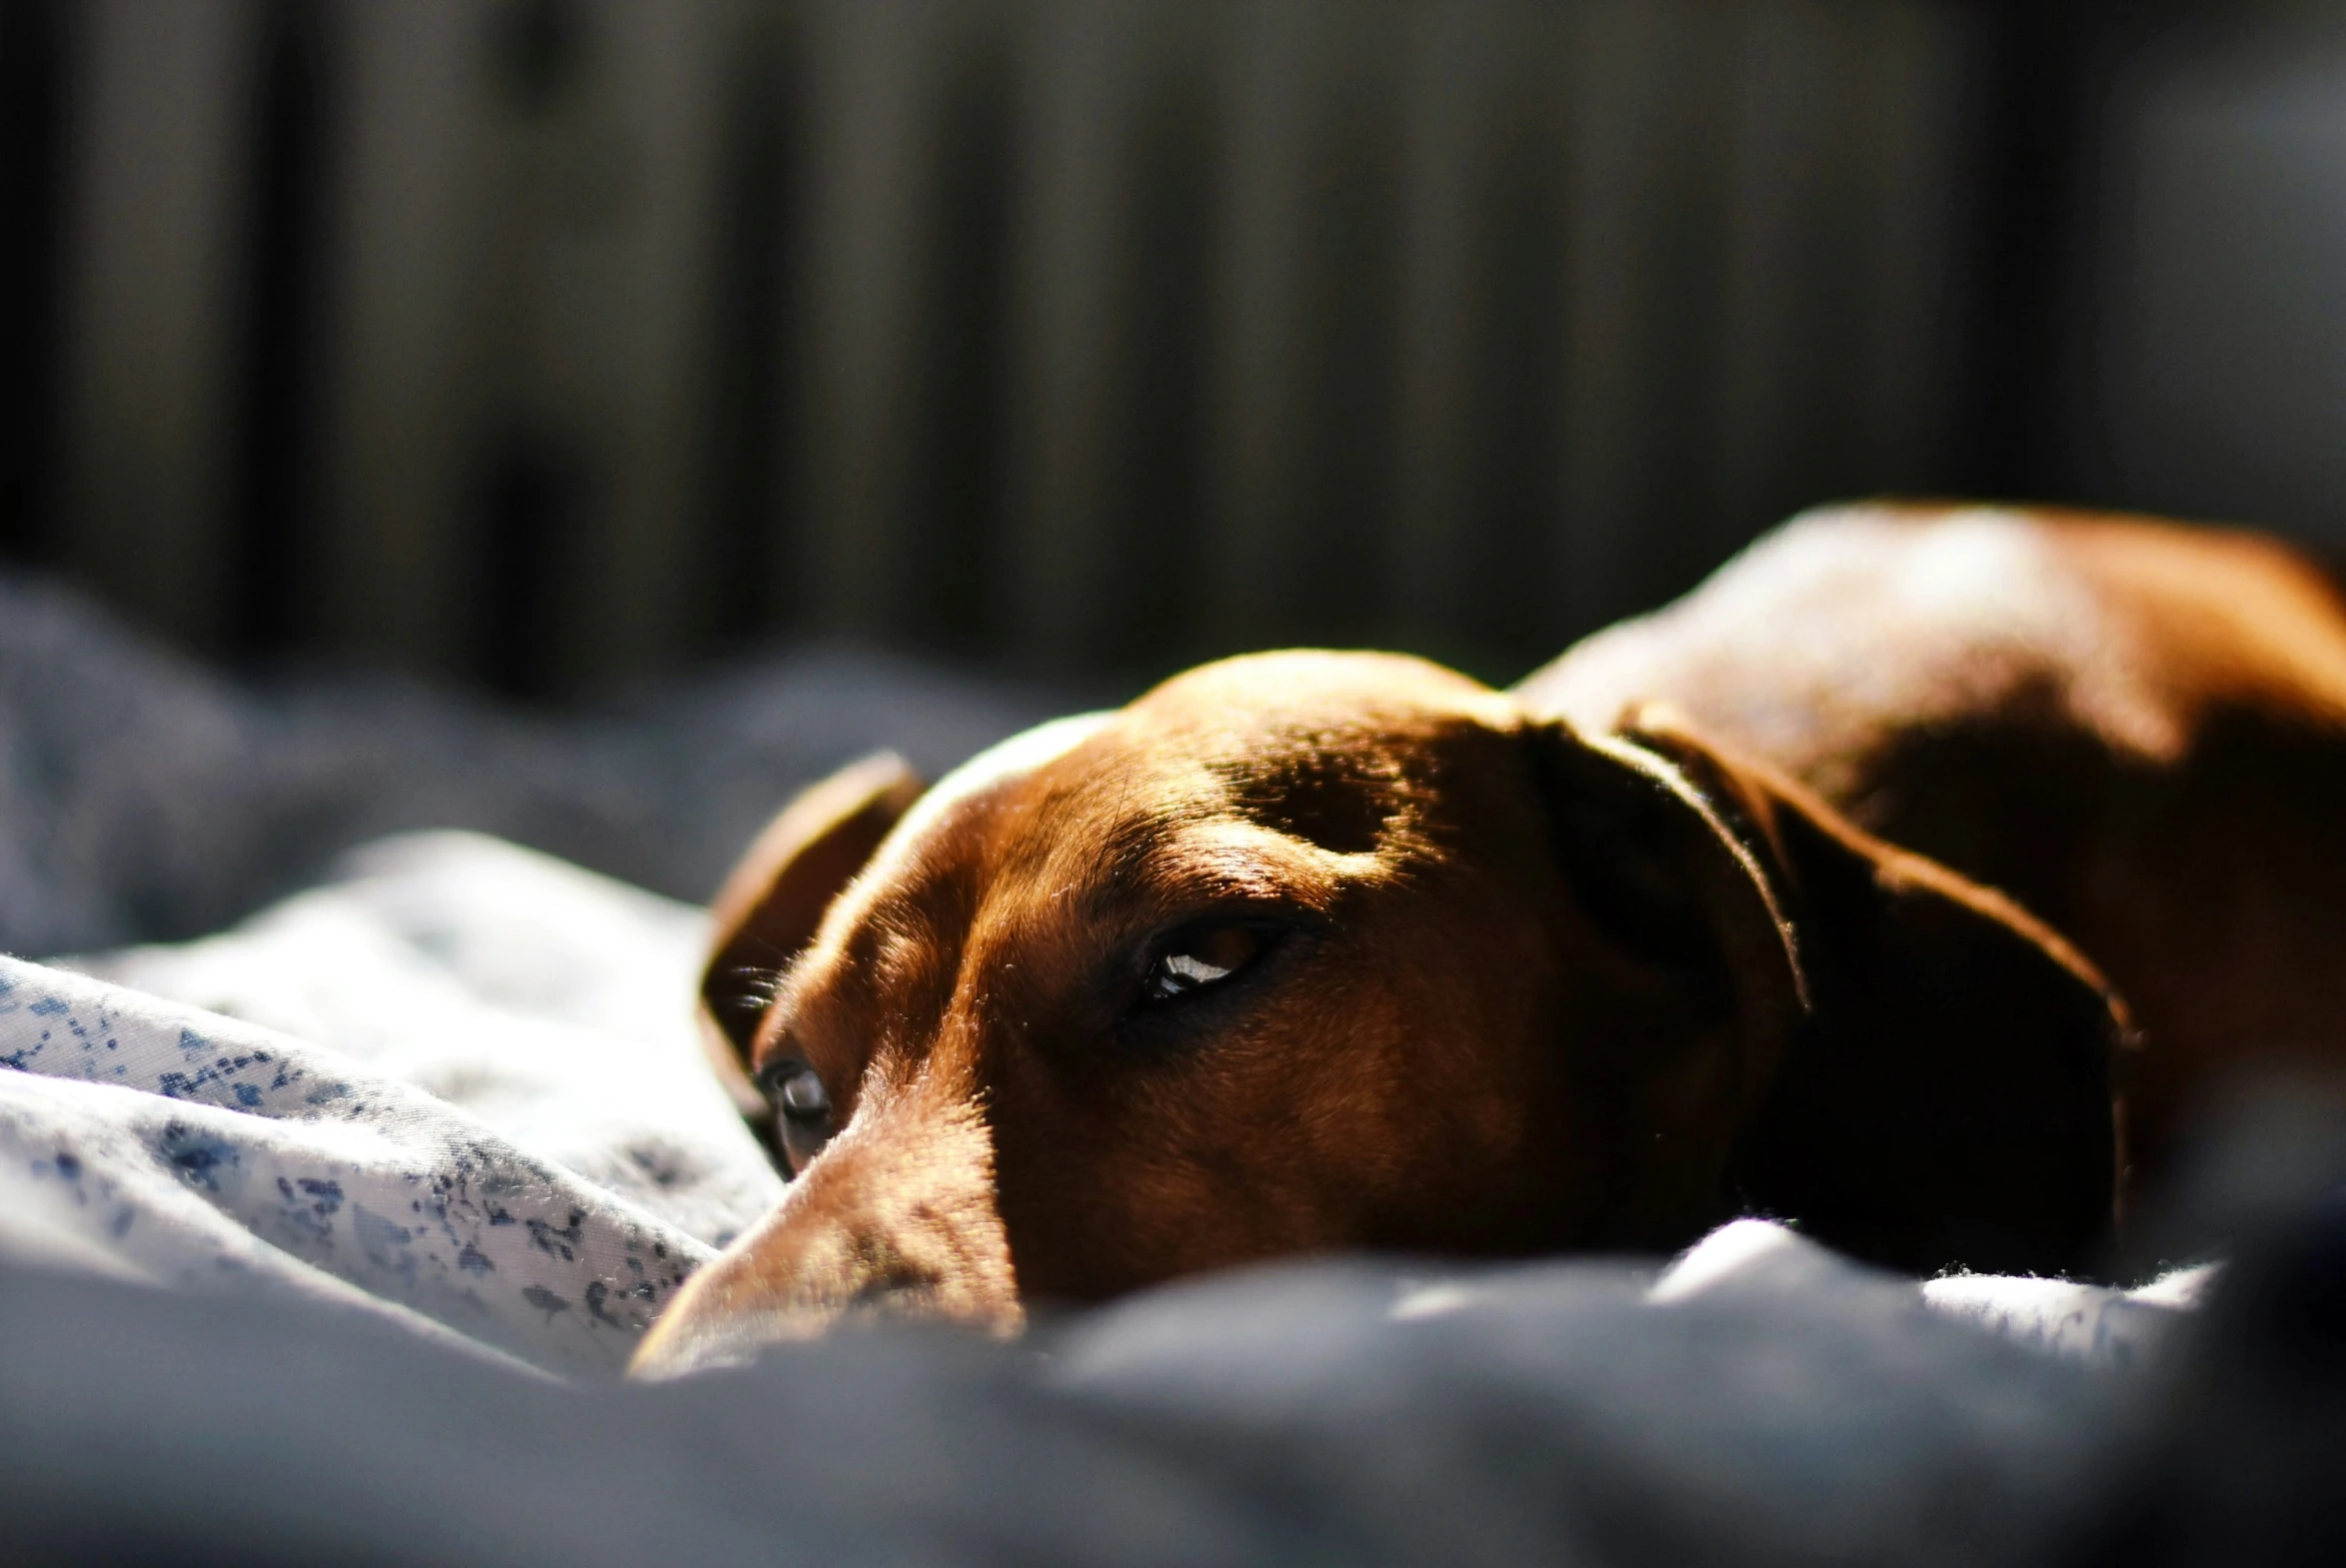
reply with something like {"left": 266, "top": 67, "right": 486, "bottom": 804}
{"left": 2, "top": 0, "right": 1988, "bottom": 695}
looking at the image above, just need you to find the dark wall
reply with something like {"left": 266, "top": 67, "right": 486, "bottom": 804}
{"left": 2062, "top": 6, "right": 2346, "bottom": 557}
{"left": 1, "top": 0, "right": 2327, "bottom": 700}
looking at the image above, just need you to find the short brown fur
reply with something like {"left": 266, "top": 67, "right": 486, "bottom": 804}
{"left": 633, "top": 503, "right": 2346, "bottom": 1376}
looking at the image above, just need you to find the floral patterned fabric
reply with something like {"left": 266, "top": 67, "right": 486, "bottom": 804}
{"left": 0, "top": 832, "right": 785, "bottom": 1376}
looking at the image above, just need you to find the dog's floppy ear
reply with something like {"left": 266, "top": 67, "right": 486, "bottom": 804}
{"left": 1527, "top": 719, "right": 1811, "bottom": 1248}
{"left": 1533, "top": 710, "right": 2126, "bottom": 1276}
{"left": 699, "top": 752, "right": 925, "bottom": 1114}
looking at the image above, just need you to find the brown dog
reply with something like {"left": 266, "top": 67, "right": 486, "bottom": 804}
{"left": 632, "top": 503, "right": 2346, "bottom": 1376}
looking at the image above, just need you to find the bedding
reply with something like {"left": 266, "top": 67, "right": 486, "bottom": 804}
{"left": 2, "top": 831, "right": 778, "bottom": 1376}
{"left": 0, "top": 565, "right": 1056, "bottom": 1375}
{"left": 0, "top": 570, "right": 1064, "bottom": 959}
{"left": 2, "top": 569, "right": 2333, "bottom": 1564}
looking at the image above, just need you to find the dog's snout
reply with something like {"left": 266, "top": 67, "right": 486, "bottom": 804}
{"left": 629, "top": 1080, "right": 1019, "bottom": 1379}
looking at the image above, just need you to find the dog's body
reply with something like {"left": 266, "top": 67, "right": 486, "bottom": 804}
{"left": 1521, "top": 507, "right": 2346, "bottom": 1181}
{"left": 634, "top": 504, "right": 2346, "bottom": 1377}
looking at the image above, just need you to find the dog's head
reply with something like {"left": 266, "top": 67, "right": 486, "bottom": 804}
{"left": 632, "top": 652, "right": 2125, "bottom": 1376}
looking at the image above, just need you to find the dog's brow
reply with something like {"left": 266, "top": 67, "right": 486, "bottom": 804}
{"left": 1082, "top": 813, "right": 1349, "bottom": 921}
{"left": 1093, "top": 806, "right": 1187, "bottom": 889}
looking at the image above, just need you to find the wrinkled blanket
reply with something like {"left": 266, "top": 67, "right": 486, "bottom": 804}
{"left": 0, "top": 571, "right": 1065, "bottom": 959}
{"left": 1, "top": 831, "right": 788, "bottom": 1375}
{"left": 0, "top": 568, "right": 1055, "bottom": 1373}
{"left": 8, "top": 570, "right": 2321, "bottom": 1565}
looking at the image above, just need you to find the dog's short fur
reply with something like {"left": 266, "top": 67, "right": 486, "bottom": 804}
{"left": 632, "top": 504, "right": 2346, "bottom": 1376}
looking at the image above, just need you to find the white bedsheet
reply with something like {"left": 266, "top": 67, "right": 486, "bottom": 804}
{"left": 0, "top": 831, "right": 784, "bottom": 1375}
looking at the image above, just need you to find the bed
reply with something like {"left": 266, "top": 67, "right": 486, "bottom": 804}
{"left": 0, "top": 571, "right": 2334, "bottom": 1565}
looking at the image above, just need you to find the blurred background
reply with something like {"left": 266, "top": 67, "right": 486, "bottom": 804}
{"left": 0, "top": 0, "right": 2339, "bottom": 701}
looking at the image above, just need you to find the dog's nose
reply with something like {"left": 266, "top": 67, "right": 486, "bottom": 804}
{"left": 629, "top": 1083, "right": 1020, "bottom": 1378}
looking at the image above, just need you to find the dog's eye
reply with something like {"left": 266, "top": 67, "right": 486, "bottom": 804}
{"left": 776, "top": 1066, "right": 830, "bottom": 1119}
{"left": 757, "top": 1058, "right": 836, "bottom": 1170}
{"left": 1143, "top": 920, "right": 1275, "bottom": 1004}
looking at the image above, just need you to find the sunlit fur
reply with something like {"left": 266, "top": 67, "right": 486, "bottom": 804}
{"left": 635, "top": 503, "right": 2346, "bottom": 1377}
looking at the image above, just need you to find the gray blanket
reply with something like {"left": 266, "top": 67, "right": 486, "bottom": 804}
{"left": 0, "top": 571, "right": 1064, "bottom": 958}
{"left": 1, "top": 572, "right": 2332, "bottom": 1565}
